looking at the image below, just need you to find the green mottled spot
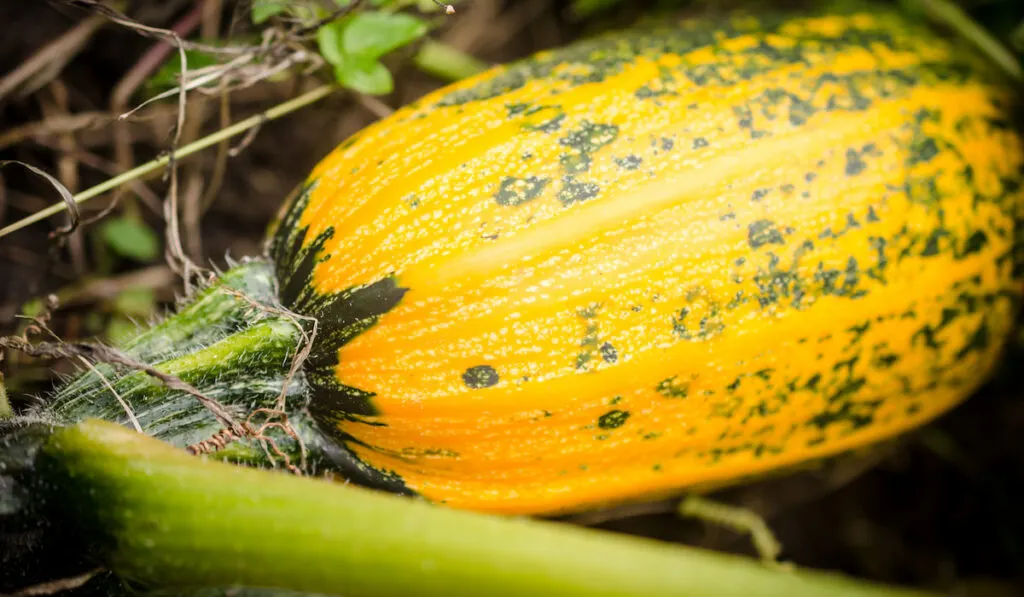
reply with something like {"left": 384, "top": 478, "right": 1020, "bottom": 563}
{"left": 560, "top": 152, "right": 592, "bottom": 174}
{"left": 600, "top": 342, "right": 618, "bottom": 363}
{"left": 559, "top": 121, "right": 618, "bottom": 153}
{"left": 845, "top": 148, "right": 867, "bottom": 176}
{"left": 656, "top": 376, "right": 689, "bottom": 398}
{"left": 463, "top": 365, "right": 499, "bottom": 388}
{"left": 559, "top": 178, "right": 601, "bottom": 205}
{"left": 598, "top": 409, "right": 630, "bottom": 429}
{"left": 495, "top": 176, "right": 549, "bottom": 207}
{"left": 961, "top": 230, "right": 988, "bottom": 256}
{"left": 748, "top": 219, "right": 785, "bottom": 249}
{"left": 615, "top": 155, "right": 642, "bottom": 170}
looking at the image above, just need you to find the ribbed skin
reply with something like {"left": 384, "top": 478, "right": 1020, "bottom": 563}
{"left": 272, "top": 4, "right": 1024, "bottom": 514}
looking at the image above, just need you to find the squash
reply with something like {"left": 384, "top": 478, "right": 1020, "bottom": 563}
{"left": 52, "top": 2, "right": 1024, "bottom": 516}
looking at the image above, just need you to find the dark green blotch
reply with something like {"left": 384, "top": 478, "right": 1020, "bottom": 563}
{"left": 828, "top": 377, "right": 867, "bottom": 403}
{"left": 908, "top": 137, "right": 939, "bottom": 165}
{"left": 955, "top": 319, "right": 990, "bottom": 360}
{"left": 692, "top": 137, "right": 709, "bottom": 149}
{"left": 463, "top": 365, "right": 500, "bottom": 388}
{"left": 747, "top": 219, "right": 785, "bottom": 249}
{"left": 534, "top": 113, "right": 566, "bottom": 133}
{"left": 844, "top": 148, "right": 867, "bottom": 176}
{"left": 559, "top": 178, "right": 601, "bottom": 205}
{"left": 599, "top": 342, "right": 618, "bottom": 363}
{"left": 558, "top": 121, "right": 619, "bottom": 153}
{"left": 751, "top": 188, "right": 770, "bottom": 202}
{"left": 560, "top": 152, "right": 592, "bottom": 174}
{"left": 805, "top": 373, "right": 821, "bottom": 390}
{"left": 615, "top": 155, "right": 642, "bottom": 170}
{"left": 598, "top": 409, "right": 631, "bottom": 429}
{"left": 494, "top": 176, "right": 550, "bottom": 207}
{"left": 921, "top": 228, "right": 948, "bottom": 257}
{"left": 874, "top": 353, "right": 900, "bottom": 368}
{"left": 961, "top": 230, "right": 988, "bottom": 257}
{"left": 656, "top": 376, "right": 688, "bottom": 399}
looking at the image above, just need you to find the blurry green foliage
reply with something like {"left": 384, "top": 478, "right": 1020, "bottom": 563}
{"left": 99, "top": 216, "right": 160, "bottom": 263}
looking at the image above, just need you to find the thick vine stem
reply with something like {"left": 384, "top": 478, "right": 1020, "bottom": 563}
{"left": 18, "top": 419, "right": 939, "bottom": 597}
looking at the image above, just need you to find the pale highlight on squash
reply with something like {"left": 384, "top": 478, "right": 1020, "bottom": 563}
{"left": 276, "top": 6, "right": 1024, "bottom": 514}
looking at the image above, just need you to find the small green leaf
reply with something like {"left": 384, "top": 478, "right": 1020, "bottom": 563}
{"left": 334, "top": 60, "right": 394, "bottom": 95}
{"left": 342, "top": 12, "right": 427, "bottom": 60}
{"left": 571, "top": 0, "right": 621, "bottom": 17}
{"left": 146, "top": 49, "right": 220, "bottom": 94}
{"left": 317, "top": 20, "right": 347, "bottom": 66}
{"left": 100, "top": 217, "right": 160, "bottom": 263}
{"left": 252, "top": 0, "right": 288, "bottom": 24}
{"left": 19, "top": 298, "right": 44, "bottom": 319}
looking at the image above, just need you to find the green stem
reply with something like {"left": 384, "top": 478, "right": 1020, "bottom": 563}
{"left": 0, "top": 84, "right": 337, "bottom": 240}
{"left": 40, "top": 420, "right": 937, "bottom": 597}
{"left": 414, "top": 40, "right": 488, "bottom": 82}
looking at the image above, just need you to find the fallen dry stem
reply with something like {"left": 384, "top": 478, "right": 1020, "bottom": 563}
{"left": 0, "top": 14, "right": 106, "bottom": 102}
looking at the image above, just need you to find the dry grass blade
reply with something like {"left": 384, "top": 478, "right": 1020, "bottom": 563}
{"left": 0, "top": 113, "right": 112, "bottom": 151}
{"left": 7, "top": 568, "right": 103, "bottom": 597}
{"left": 51, "top": 0, "right": 256, "bottom": 56}
{"left": 0, "top": 14, "right": 105, "bottom": 101}
{"left": 74, "top": 355, "right": 143, "bottom": 433}
{"left": 0, "top": 160, "right": 79, "bottom": 238}
{"left": 0, "top": 84, "right": 336, "bottom": 239}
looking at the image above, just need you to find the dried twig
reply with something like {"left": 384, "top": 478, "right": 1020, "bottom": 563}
{"left": 32, "top": 139, "right": 164, "bottom": 215}
{"left": 75, "top": 355, "right": 143, "bottom": 432}
{"left": 357, "top": 94, "right": 395, "bottom": 119}
{"left": 0, "top": 14, "right": 105, "bottom": 101}
{"left": 42, "top": 81, "right": 87, "bottom": 273}
{"left": 8, "top": 568, "right": 104, "bottom": 597}
{"left": 110, "top": 5, "right": 204, "bottom": 220}
{"left": 0, "top": 84, "right": 336, "bottom": 238}
{"left": 0, "top": 160, "right": 79, "bottom": 238}
{"left": 51, "top": 0, "right": 256, "bottom": 56}
{"left": 0, "top": 112, "right": 110, "bottom": 152}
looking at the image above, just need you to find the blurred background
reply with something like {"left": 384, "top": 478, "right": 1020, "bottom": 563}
{"left": 1, "top": 1, "right": 1024, "bottom": 595}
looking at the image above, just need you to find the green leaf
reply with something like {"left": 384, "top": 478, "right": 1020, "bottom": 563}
{"left": 145, "top": 49, "right": 220, "bottom": 94}
{"left": 571, "top": 0, "right": 622, "bottom": 17}
{"left": 317, "top": 20, "right": 347, "bottom": 66}
{"left": 342, "top": 12, "right": 427, "bottom": 60}
{"left": 100, "top": 217, "right": 160, "bottom": 263}
{"left": 252, "top": 0, "right": 288, "bottom": 24}
{"left": 334, "top": 60, "right": 394, "bottom": 95}
{"left": 19, "top": 298, "right": 44, "bottom": 319}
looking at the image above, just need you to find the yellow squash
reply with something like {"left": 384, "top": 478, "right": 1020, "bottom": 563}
{"left": 270, "top": 3, "right": 1024, "bottom": 514}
